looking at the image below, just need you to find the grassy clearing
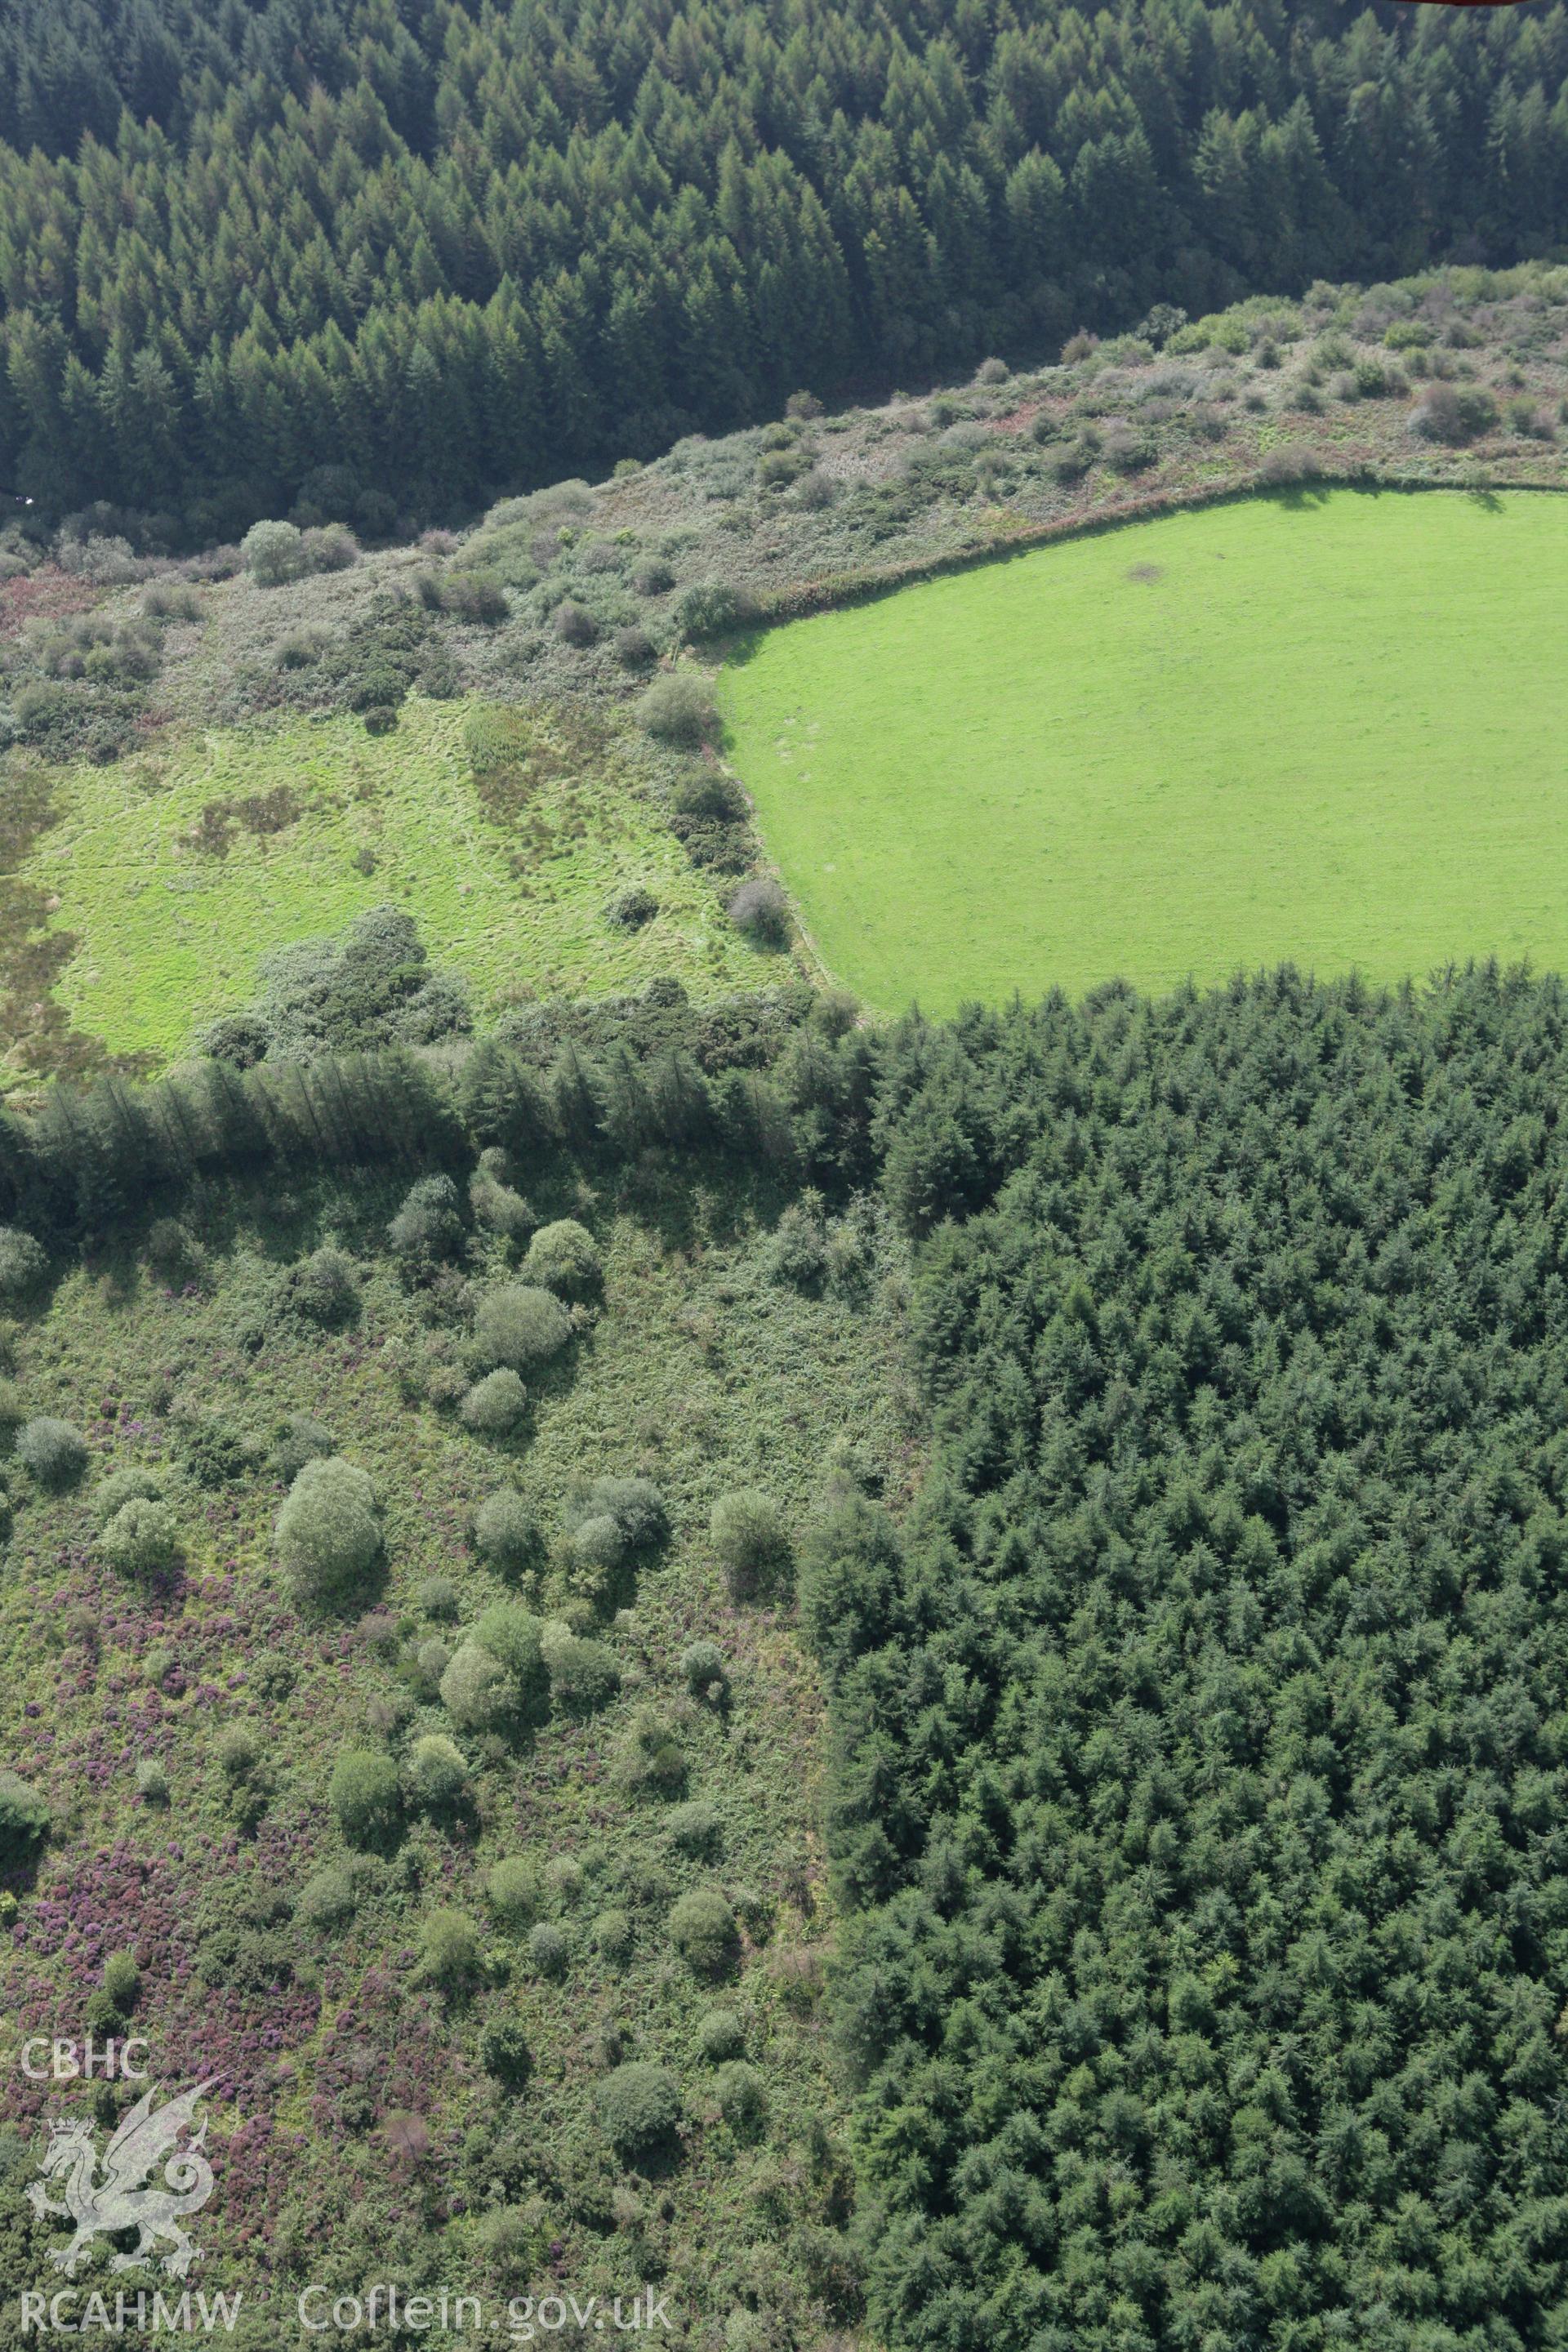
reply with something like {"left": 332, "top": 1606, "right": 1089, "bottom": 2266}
{"left": 722, "top": 487, "right": 1568, "bottom": 1011}
{"left": 0, "top": 1166, "right": 908, "bottom": 2337}
{"left": 15, "top": 697, "right": 758, "bottom": 1071}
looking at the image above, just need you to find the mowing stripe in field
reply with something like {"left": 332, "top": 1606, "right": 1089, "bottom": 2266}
{"left": 719, "top": 487, "right": 1568, "bottom": 1011}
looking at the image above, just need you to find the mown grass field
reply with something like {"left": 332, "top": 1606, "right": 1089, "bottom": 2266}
{"left": 17, "top": 697, "right": 759, "bottom": 1070}
{"left": 721, "top": 488, "right": 1568, "bottom": 1011}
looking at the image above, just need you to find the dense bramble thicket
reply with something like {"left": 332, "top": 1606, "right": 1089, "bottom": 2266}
{"left": 3, "top": 0, "right": 1568, "bottom": 526}
{"left": 807, "top": 967, "right": 1568, "bottom": 2350}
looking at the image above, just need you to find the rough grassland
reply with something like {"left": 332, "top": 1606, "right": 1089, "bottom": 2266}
{"left": 0, "top": 1170, "right": 908, "bottom": 2341}
{"left": 17, "top": 697, "right": 758, "bottom": 1070}
{"left": 721, "top": 488, "right": 1568, "bottom": 1012}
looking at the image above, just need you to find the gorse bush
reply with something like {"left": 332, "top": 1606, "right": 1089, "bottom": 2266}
{"left": 473, "top": 1489, "right": 543, "bottom": 1582}
{"left": 596, "top": 2063, "right": 681, "bottom": 2159}
{"left": 407, "top": 1734, "right": 470, "bottom": 1809}
{"left": 680, "top": 1641, "right": 727, "bottom": 1702}
{"left": 728, "top": 880, "right": 789, "bottom": 947}
{"left": 540, "top": 1621, "right": 619, "bottom": 1713}
{"left": 418, "top": 1905, "right": 481, "bottom": 1989}
{"left": 480, "top": 2018, "right": 532, "bottom": 2088}
{"left": 521, "top": 1219, "right": 601, "bottom": 1299}
{"left": 460, "top": 1369, "right": 528, "bottom": 1437}
{"left": 91, "top": 1466, "right": 162, "bottom": 1525}
{"left": 565, "top": 1477, "right": 667, "bottom": 1553}
{"left": 389, "top": 1174, "right": 465, "bottom": 1265}
{"left": 617, "top": 1705, "right": 687, "bottom": 1798}
{"left": 285, "top": 1246, "right": 359, "bottom": 1327}
{"left": 710, "top": 1490, "right": 791, "bottom": 1601}
{"left": 0, "top": 1769, "right": 49, "bottom": 1869}
{"left": 439, "top": 1642, "right": 515, "bottom": 1731}
{"left": 667, "top": 1887, "right": 737, "bottom": 1976}
{"left": 275, "top": 1456, "right": 381, "bottom": 1613}
{"left": 101, "top": 1497, "right": 180, "bottom": 1579}
{"left": 0, "top": 1227, "right": 47, "bottom": 1302}
{"left": 637, "top": 675, "right": 719, "bottom": 748}
{"left": 473, "top": 1285, "right": 572, "bottom": 1373}
{"left": 486, "top": 1857, "right": 540, "bottom": 1929}
{"left": 16, "top": 1418, "right": 87, "bottom": 1489}
{"left": 329, "top": 1748, "right": 401, "bottom": 1847}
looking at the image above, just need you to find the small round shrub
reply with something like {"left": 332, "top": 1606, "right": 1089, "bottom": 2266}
{"left": 568, "top": 1476, "right": 667, "bottom": 1552}
{"left": 597, "top": 2062, "right": 681, "bottom": 2159}
{"left": 570, "top": 1515, "right": 626, "bottom": 1577}
{"left": 712, "top": 2060, "right": 764, "bottom": 2127}
{"left": 522, "top": 1219, "right": 601, "bottom": 1300}
{"left": 417, "top": 1574, "right": 460, "bottom": 1619}
{"left": 460, "top": 1369, "right": 528, "bottom": 1437}
{"left": 92, "top": 1466, "right": 163, "bottom": 1526}
{"left": 301, "top": 523, "right": 359, "bottom": 573}
{"left": 637, "top": 673, "right": 719, "bottom": 748}
{"left": 419, "top": 1905, "right": 481, "bottom": 1988}
{"left": 632, "top": 558, "right": 675, "bottom": 596}
{"left": 666, "top": 1800, "right": 723, "bottom": 1858}
{"left": 474, "top": 1489, "right": 544, "bottom": 1581}
{"left": 16, "top": 1418, "right": 87, "bottom": 1490}
{"left": 710, "top": 1490, "right": 791, "bottom": 1601}
{"left": 674, "top": 772, "right": 745, "bottom": 822}
{"left": 680, "top": 1640, "right": 728, "bottom": 1700}
{"left": 440, "top": 1641, "right": 516, "bottom": 1731}
{"left": 275, "top": 1456, "right": 381, "bottom": 1613}
{"left": 0, "top": 1228, "right": 47, "bottom": 1303}
{"left": 275, "top": 629, "right": 326, "bottom": 670}
{"left": 102, "top": 1497, "right": 181, "bottom": 1579}
{"left": 617, "top": 1707, "right": 687, "bottom": 1798}
{"left": 605, "top": 886, "right": 658, "bottom": 929}
{"left": 675, "top": 581, "right": 755, "bottom": 641}
{"left": 668, "top": 1888, "right": 738, "bottom": 1975}
{"left": 273, "top": 1414, "right": 335, "bottom": 1481}
{"left": 486, "top": 1857, "right": 540, "bottom": 1929}
{"left": 765, "top": 1200, "right": 828, "bottom": 1289}
{"left": 1410, "top": 383, "right": 1499, "bottom": 445}
{"left": 299, "top": 1867, "right": 357, "bottom": 1931}
{"left": 240, "top": 519, "right": 304, "bottom": 586}
{"left": 527, "top": 1922, "right": 568, "bottom": 1978}
{"left": 103, "top": 1952, "right": 141, "bottom": 2009}
{"left": 288, "top": 1247, "right": 359, "bottom": 1328}
{"left": 545, "top": 1854, "right": 586, "bottom": 1905}
{"left": 614, "top": 625, "right": 656, "bottom": 668}
{"left": 389, "top": 1174, "right": 465, "bottom": 1264}
{"left": 216, "top": 1723, "right": 260, "bottom": 1780}
{"left": 552, "top": 598, "right": 599, "bottom": 646}
{"left": 330, "top": 1747, "right": 402, "bottom": 1846}
{"left": 474, "top": 1285, "right": 572, "bottom": 1372}
{"left": 135, "top": 1759, "right": 169, "bottom": 1806}
{"left": 0, "top": 1769, "right": 50, "bottom": 1868}
{"left": 414, "top": 1637, "right": 452, "bottom": 1694}
{"left": 480, "top": 2017, "right": 532, "bottom": 2088}
{"left": 471, "top": 1604, "right": 550, "bottom": 1721}
{"left": 541, "top": 1626, "right": 620, "bottom": 1713}
{"left": 697, "top": 2007, "right": 746, "bottom": 2063}
{"left": 593, "top": 1909, "right": 632, "bottom": 1962}
{"left": 408, "top": 1734, "right": 470, "bottom": 1809}
{"left": 728, "top": 880, "right": 789, "bottom": 947}
{"left": 975, "top": 356, "right": 1010, "bottom": 386}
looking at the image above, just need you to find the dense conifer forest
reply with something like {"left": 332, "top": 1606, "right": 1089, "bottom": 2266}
{"left": 5, "top": 0, "right": 1568, "bottom": 526}
{"left": 808, "top": 967, "right": 1568, "bottom": 2350}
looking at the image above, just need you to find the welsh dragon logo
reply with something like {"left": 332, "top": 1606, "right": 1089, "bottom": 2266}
{"left": 25, "top": 2081, "right": 217, "bottom": 2278}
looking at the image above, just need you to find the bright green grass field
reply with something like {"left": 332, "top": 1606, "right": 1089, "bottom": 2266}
{"left": 722, "top": 488, "right": 1568, "bottom": 1011}
{"left": 22, "top": 697, "right": 758, "bottom": 1067}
